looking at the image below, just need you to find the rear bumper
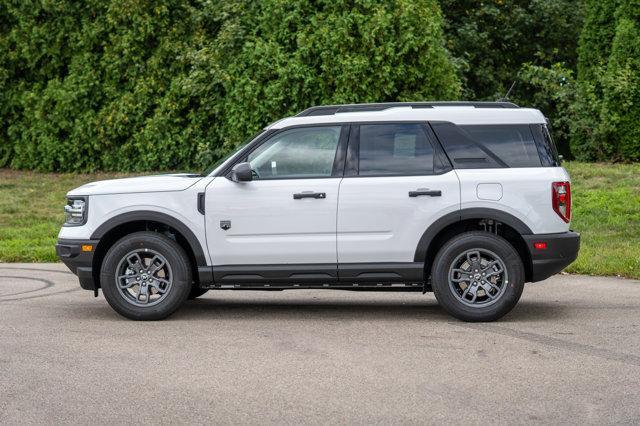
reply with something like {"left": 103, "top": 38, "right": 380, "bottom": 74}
{"left": 56, "top": 239, "right": 99, "bottom": 291}
{"left": 523, "top": 231, "right": 580, "bottom": 282}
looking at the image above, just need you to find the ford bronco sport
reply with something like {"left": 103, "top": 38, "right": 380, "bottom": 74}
{"left": 56, "top": 102, "right": 580, "bottom": 321}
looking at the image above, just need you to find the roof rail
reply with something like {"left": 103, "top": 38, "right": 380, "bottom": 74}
{"left": 296, "top": 101, "right": 520, "bottom": 117}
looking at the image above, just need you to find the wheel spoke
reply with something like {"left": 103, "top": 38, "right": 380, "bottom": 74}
{"left": 480, "top": 282, "right": 499, "bottom": 299}
{"left": 466, "top": 250, "right": 481, "bottom": 265}
{"left": 150, "top": 280, "right": 169, "bottom": 294}
{"left": 484, "top": 269, "right": 503, "bottom": 279}
{"left": 126, "top": 253, "right": 144, "bottom": 271}
{"left": 148, "top": 256, "right": 166, "bottom": 276}
{"left": 117, "top": 274, "right": 138, "bottom": 289}
{"left": 461, "top": 285, "right": 471, "bottom": 299}
{"left": 468, "top": 286, "right": 478, "bottom": 303}
{"left": 137, "top": 284, "right": 150, "bottom": 303}
{"left": 481, "top": 260, "right": 500, "bottom": 273}
{"left": 451, "top": 268, "right": 470, "bottom": 283}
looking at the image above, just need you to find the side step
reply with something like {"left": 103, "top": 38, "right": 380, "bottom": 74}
{"left": 197, "top": 264, "right": 429, "bottom": 291}
{"left": 204, "top": 282, "right": 424, "bottom": 290}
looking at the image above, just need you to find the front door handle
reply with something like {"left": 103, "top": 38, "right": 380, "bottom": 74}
{"left": 409, "top": 190, "right": 442, "bottom": 197}
{"left": 293, "top": 192, "right": 326, "bottom": 200}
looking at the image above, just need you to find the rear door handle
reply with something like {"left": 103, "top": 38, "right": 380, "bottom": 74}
{"left": 409, "top": 190, "right": 442, "bottom": 197}
{"left": 293, "top": 192, "right": 326, "bottom": 200}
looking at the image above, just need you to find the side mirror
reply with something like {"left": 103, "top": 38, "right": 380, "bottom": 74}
{"left": 230, "top": 162, "right": 253, "bottom": 182}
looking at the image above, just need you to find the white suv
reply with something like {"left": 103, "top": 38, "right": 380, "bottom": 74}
{"left": 56, "top": 102, "right": 580, "bottom": 321}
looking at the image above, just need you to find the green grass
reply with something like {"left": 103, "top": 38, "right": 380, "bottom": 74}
{"left": 1, "top": 164, "right": 639, "bottom": 278}
{"left": 0, "top": 169, "right": 131, "bottom": 262}
{"left": 563, "top": 162, "right": 640, "bottom": 278}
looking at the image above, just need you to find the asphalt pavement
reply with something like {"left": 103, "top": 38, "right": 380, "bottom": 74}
{"left": 1, "top": 263, "right": 639, "bottom": 424}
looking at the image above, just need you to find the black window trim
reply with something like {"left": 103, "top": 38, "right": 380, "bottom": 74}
{"left": 530, "top": 123, "right": 561, "bottom": 167}
{"left": 343, "top": 121, "right": 453, "bottom": 178}
{"left": 217, "top": 124, "right": 350, "bottom": 181}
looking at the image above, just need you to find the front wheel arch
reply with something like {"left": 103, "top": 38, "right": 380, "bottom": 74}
{"left": 91, "top": 218, "right": 202, "bottom": 290}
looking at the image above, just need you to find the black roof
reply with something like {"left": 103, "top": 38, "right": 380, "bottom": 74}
{"left": 296, "top": 101, "right": 519, "bottom": 117}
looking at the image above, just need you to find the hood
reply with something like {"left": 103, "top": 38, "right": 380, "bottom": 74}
{"left": 67, "top": 173, "right": 203, "bottom": 196}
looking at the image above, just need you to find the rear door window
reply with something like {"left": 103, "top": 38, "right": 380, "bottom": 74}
{"left": 358, "top": 124, "right": 435, "bottom": 176}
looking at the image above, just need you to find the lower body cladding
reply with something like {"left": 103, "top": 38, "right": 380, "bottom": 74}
{"left": 56, "top": 239, "right": 100, "bottom": 292}
{"left": 522, "top": 231, "right": 580, "bottom": 282}
{"left": 56, "top": 231, "right": 580, "bottom": 292}
{"left": 202, "top": 263, "right": 426, "bottom": 291}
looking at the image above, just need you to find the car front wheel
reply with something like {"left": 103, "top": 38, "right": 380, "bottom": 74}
{"left": 100, "top": 231, "right": 192, "bottom": 320}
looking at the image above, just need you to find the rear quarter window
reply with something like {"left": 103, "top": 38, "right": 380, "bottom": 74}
{"left": 531, "top": 124, "right": 561, "bottom": 167}
{"left": 430, "top": 122, "right": 542, "bottom": 168}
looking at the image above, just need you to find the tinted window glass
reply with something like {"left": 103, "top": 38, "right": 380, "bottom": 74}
{"left": 247, "top": 126, "right": 341, "bottom": 179}
{"left": 358, "top": 124, "right": 434, "bottom": 175}
{"left": 461, "top": 125, "right": 541, "bottom": 167}
{"left": 430, "top": 122, "right": 503, "bottom": 169}
{"left": 531, "top": 124, "right": 561, "bottom": 167}
{"left": 431, "top": 122, "right": 542, "bottom": 168}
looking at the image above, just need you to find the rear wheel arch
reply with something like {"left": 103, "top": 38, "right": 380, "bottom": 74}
{"left": 415, "top": 208, "right": 533, "bottom": 282}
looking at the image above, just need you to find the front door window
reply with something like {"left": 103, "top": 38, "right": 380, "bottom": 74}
{"left": 247, "top": 126, "right": 341, "bottom": 179}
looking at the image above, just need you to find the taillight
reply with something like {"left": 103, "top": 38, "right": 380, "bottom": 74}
{"left": 552, "top": 181, "right": 571, "bottom": 223}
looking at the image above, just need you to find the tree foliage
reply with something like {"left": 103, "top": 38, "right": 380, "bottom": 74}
{"left": 440, "top": 0, "right": 583, "bottom": 155}
{"left": 1, "top": 0, "right": 638, "bottom": 169}
{"left": 440, "top": 0, "right": 582, "bottom": 99}
{"left": 0, "top": 0, "right": 459, "bottom": 172}
{"left": 573, "top": 0, "right": 640, "bottom": 161}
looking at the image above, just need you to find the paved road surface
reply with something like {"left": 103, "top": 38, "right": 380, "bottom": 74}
{"left": 1, "top": 263, "right": 639, "bottom": 424}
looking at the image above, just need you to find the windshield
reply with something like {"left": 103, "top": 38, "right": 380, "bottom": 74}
{"left": 201, "top": 130, "right": 266, "bottom": 176}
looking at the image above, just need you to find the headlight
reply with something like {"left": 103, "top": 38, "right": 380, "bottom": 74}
{"left": 64, "top": 197, "right": 88, "bottom": 226}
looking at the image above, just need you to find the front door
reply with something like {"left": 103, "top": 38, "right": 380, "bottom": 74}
{"left": 337, "top": 123, "right": 461, "bottom": 282}
{"left": 205, "top": 125, "right": 346, "bottom": 283}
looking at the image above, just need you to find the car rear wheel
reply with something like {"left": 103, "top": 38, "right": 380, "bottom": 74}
{"left": 431, "top": 231, "right": 525, "bottom": 322}
{"left": 100, "top": 231, "right": 192, "bottom": 320}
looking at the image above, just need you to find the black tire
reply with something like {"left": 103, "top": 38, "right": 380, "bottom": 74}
{"left": 188, "top": 287, "right": 209, "bottom": 300}
{"left": 100, "top": 231, "right": 192, "bottom": 320}
{"left": 431, "top": 231, "right": 525, "bottom": 322}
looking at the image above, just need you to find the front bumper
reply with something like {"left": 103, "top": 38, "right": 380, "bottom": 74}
{"left": 523, "top": 231, "right": 580, "bottom": 282}
{"left": 56, "top": 239, "right": 100, "bottom": 291}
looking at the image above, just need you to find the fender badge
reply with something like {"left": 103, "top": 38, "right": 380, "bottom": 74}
{"left": 220, "top": 220, "right": 231, "bottom": 231}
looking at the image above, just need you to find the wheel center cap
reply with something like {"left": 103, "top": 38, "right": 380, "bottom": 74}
{"left": 142, "top": 274, "right": 148, "bottom": 280}
{"left": 474, "top": 273, "right": 481, "bottom": 279}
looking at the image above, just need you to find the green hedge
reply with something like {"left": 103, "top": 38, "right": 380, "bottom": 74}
{"left": 572, "top": 0, "right": 640, "bottom": 161}
{"left": 0, "top": 0, "right": 460, "bottom": 172}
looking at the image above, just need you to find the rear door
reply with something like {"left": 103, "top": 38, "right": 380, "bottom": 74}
{"left": 336, "top": 123, "right": 460, "bottom": 281}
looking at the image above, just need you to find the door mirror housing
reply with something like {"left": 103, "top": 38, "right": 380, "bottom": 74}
{"left": 230, "top": 162, "right": 253, "bottom": 182}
